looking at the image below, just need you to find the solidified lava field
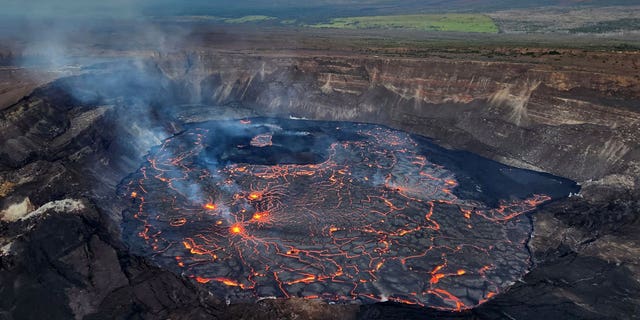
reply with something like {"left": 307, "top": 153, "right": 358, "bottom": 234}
{"left": 120, "top": 118, "right": 577, "bottom": 310}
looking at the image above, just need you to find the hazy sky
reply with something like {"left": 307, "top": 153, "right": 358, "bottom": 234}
{"left": 1, "top": 0, "right": 396, "bottom": 19}
{"left": 2, "top": 0, "right": 144, "bottom": 17}
{"left": 2, "top": 0, "right": 635, "bottom": 18}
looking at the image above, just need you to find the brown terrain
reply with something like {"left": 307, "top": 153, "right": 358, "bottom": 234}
{"left": 0, "top": 24, "right": 639, "bottom": 319}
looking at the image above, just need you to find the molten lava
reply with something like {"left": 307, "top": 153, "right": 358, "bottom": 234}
{"left": 247, "top": 191, "right": 263, "bottom": 201}
{"left": 230, "top": 224, "right": 244, "bottom": 234}
{"left": 250, "top": 133, "right": 273, "bottom": 147}
{"left": 204, "top": 203, "right": 217, "bottom": 210}
{"left": 120, "top": 119, "right": 571, "bottom": 311}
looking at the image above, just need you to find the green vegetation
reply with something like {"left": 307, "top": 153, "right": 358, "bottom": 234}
{"left": 175, "top": 13, "right": 498, "bottom": 33}
{"left": 175, "top": 15, "right": 277, "bottom": 24}
{"left": 223, "top": 15, "right": 276, "bottom": 24}
{"left": 306, "top": 14, "right": 499, "bottom": 33}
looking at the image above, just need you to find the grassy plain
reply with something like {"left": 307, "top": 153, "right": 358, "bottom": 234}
{"left": 307, "top": 14, "right": 499, "bottom": 33}
{"left": 224, "top": 15, "right": 276, "bottom": 24}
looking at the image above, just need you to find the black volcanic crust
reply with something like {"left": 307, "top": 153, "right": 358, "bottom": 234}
{"left": 0, "top": 60, "right": 638, "bottom": 319}
{"left": 0, "top": 210, "right": 227, "bottom": 320}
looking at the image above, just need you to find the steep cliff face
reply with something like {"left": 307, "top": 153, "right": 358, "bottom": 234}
{"left": 150, "top": 52, "right": 640, "bottom": 196}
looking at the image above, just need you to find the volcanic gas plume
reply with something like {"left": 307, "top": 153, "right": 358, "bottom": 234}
{"left": 120, "top": 118, "right": 571, "bottom": 310}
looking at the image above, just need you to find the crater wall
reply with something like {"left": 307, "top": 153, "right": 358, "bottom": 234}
{"left": 148, "top": 52, "right": 640, "bottom": 196}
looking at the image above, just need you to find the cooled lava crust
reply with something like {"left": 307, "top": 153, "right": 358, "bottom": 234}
{"left": 120, "top": 118, "right": 576, "bottom": 311}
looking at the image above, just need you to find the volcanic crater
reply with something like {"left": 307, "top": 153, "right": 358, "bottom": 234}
{"left": 1, "top": 48, "right": 638, "bottom": 319}
{"left": 120, "top": 117, "right": 576, "bottom": 310}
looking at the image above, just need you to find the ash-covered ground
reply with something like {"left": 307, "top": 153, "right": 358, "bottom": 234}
{"left": 120, "top": 118, "right": 576, "bottom": 310}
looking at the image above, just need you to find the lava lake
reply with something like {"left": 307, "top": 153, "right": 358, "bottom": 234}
{"left": 120, "top": 117, "right": 578, "bottom": 310}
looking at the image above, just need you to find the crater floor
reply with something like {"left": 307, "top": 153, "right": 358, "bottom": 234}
{"left": 120, "top": 118, "right": 577, "bottom": 310}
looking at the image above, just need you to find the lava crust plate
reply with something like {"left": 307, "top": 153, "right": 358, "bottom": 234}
{"left": 120, "top": 118, "right": 577, "bottom": 310}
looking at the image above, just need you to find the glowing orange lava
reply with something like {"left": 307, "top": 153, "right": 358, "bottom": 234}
{"left": 170, "top": 218, "right": 187, "bottom": 227}
{"left": 252, "top": 211, "right": 269, "bottom": 221}
{"left": 247, "top": 191, "right": 263, "bottom": 201}
{"left": 230, "top": 224, "right": 244, "bottom": 235}
{"left": 121, "top": 120, "right": 573, "bottom": 310}
{"left": 250, "top": 133, "right": 273, "bottom": 147}
{"left": 204, "top": 203, "right": 216, "bottom": 210}
{"left": 195, "top": 276, "right": 211, "bottom": 284}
